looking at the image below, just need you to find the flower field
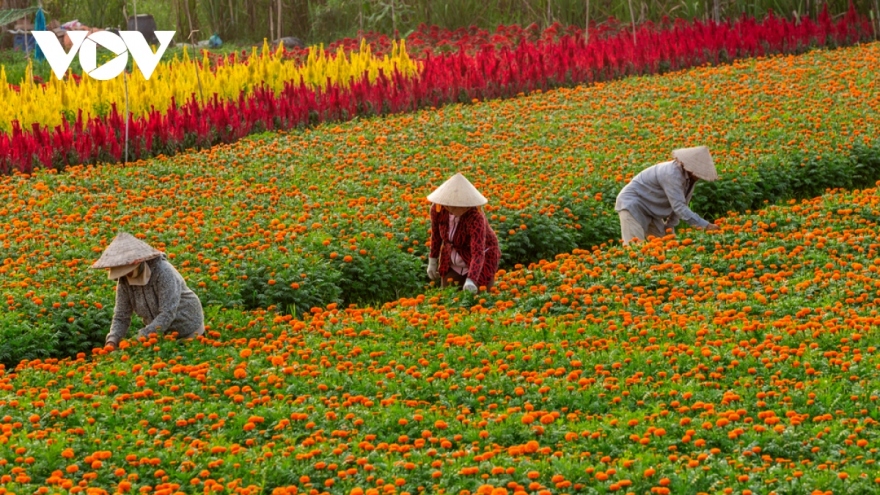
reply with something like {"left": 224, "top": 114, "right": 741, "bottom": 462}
{"left": 1, "top": 176, "right": 880, "bottom": 494}
{"left": 1, "top": 9, "right": 880, "bottom": 492}
{"left": 1, "top": 41, "right": 879, "bottom": 365}
{"left": 0, "top": 8, "right": 873, "bottom": 174}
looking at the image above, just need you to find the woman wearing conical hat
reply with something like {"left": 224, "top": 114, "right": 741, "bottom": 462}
{"left": 426, "top": 173, "right": 501, "bottom": 293}
{"left": 615, "top": 146, "right": 721, "bottom": 245}
{"left": 91, "top": 232, "right": 205, "bottom": 349}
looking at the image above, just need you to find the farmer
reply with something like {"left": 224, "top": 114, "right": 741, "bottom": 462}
{"left": 426, "top": 173, "right": 501, "bottom": 294}
{"left": 615, "top": 146, "right": 720, "bottom": 245}
{"left": 91, "top": 232, "right": 205, "bottom": 349}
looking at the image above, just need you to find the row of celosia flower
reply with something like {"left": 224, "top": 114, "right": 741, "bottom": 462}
{"left": 0, "top": 6, "right": 873, "bottom": 175}
{"left": 0, "top": 40, "right": 417, "bottom": 132}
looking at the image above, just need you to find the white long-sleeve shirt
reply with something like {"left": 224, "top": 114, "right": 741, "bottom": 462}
{"left": 615, "top": 160, "right": 711, "bottom": 234}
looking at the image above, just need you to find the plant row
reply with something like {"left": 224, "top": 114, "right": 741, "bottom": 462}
{"left": 1, "top": 40, "right": 418, "bottom": 132}
{"left": 1, "top": 181, "right": 879, "bottom": 493}
{"left": 0, "top": 6, "right": 874, "bottom": 175}
{"left": 1, "top": 41, "right": 878, "bottom": 364}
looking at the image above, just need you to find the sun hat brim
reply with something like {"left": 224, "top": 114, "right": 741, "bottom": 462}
{"left": 672, "top": 146, "right": 718, "bottom": 181}
{"left": 91, "top": 232, "right": 163, "bottom": 269}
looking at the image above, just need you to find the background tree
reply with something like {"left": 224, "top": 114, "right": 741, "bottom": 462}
{"left": 23, "top": 0, "right": 880, "bottom": 46}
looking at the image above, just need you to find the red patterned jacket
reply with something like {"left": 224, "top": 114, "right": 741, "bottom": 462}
{"left": 429, "top": 205, "right": 501, "bottom": 288}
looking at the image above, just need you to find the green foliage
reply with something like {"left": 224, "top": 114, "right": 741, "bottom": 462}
{"left": 0, "top": 312, "right": 55, "bottom": 367}
{"left": 331, "top": 235, "right": 424, "bottom": 305}
{"left": 50, "top": 302, "right": 115, "bottom": 358}
{"left": 692, "top": 139, "right": 880, "bottom": 220}
{"left": 239, "top": 252, "right": 343, "bottom": 316}
{"left": 237, "top": 233, "right": 425, "bottom": 312}
{"left": 497, "top": 212, "right": 578, "bottom": 268}
{"left": 32, "top": 0, "right": 880, "bottom": 47}
{"left": 309, "top": 0, "right": 372, "bottom": 43}
{"left": 0, "top": 7, "right": 39, "bottom": 27}
{"left": 0, "top": 292, "right": 116, "bottom": 366}
{"left": 0, "top": 45, "right": 141, "bottom": 87}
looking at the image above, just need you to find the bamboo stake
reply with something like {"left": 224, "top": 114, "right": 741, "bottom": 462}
{"left": 269, "top": 1, "right": 274, "bottom": 42}
{"left": 585, "top": 0, "right": 590, "bottom": 43}
{"left": 874, "top": 0, "right": 880, "bottom": 41}
{"left": 184, "top": 0, "right": 194, "bottom": 38}
{"left": 174, "top": 0, "right": 180, "bottom": 38}
{"left": 277, "top": 0, "right": 282, "bottom": 41}
{"left": 123, "top": 71, "right": 130, "bottom": 165}
{"left": 188, "top": 30, "right": 204, "bottom": 103}
{"left": 627, "top": 0, "right": 637, "bottom": 45}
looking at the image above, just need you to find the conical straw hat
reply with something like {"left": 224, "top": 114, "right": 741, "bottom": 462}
{"left": 91, "top": 232, "right": 163, "bottom": 269}
{"left": 426, "top": 173, "right": 488, "bottom": 207}
{"left": 672, "top": 146, "right": 717, "bottom": 181}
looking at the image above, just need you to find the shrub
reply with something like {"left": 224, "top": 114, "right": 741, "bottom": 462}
{"left": 50, "top": 302, "right": 115, "bottom": 358}
{"left": 0, "top": 313, "right": 56, "bottom": 367}
{"left": 329, "top": 235, "right": 425, "bottom": 306}
{"left": 239, "top": 253, "right": 343, "bottom": 317}
{"left": 497, "top": 212, "right": 578, "bottom": 268}
{"left": 692, "top": 139, "right": 880, "bottom": 221}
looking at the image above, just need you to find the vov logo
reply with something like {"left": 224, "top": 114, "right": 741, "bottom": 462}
{"left": 32, "top": 31, "right": 175, "bottom": 81}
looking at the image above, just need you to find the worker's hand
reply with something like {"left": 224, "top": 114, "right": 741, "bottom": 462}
{"left": 104, "top": 341, "right": 118, "bottom": 352}
{"left": 427, "top": 257, "right": 440, "bottom": 281}
{"left": 705, "top": 223, "right": 720, "bottom": 231}
{"left": 463, "top": 279, "right": 478, "bottom": 294}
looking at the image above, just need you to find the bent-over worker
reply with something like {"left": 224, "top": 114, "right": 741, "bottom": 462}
{"left": 615, "top": 146, "right": 720, "bottom": 245}
{"left": 91, "top": 232, "right": 205, "bottom": 349}
{"left": 426, "top": 173, "right": 501, "bottom": 294}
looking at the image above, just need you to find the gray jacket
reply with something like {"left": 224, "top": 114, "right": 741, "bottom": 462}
{"left": 615, "top": 160, "right": 710, "bottom": 234}
{"left": 106, "top": 256, "right": 205, "bottom": 346}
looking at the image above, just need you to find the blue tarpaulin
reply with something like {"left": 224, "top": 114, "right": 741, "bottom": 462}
{"left": 34, "top": 7, "right": 46, "bottom": 62}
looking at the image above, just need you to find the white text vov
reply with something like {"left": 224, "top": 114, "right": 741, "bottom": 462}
{"left": 32, "top": 31, "right": 175, "bottom": 81}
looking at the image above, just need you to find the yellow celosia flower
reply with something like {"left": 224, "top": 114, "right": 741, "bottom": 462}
{"left": 0, "top": 40, "right": 420, "bottom": 132}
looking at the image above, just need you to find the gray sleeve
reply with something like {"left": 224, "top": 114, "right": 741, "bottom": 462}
{"left": 106, "top": 281, "right": 132, "bottom": 346}
{"left": 660, "top": 166, "right": 709, "bottom": 229}
{"left": 138, "top": 264, "right": 182, "bottom": 338}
